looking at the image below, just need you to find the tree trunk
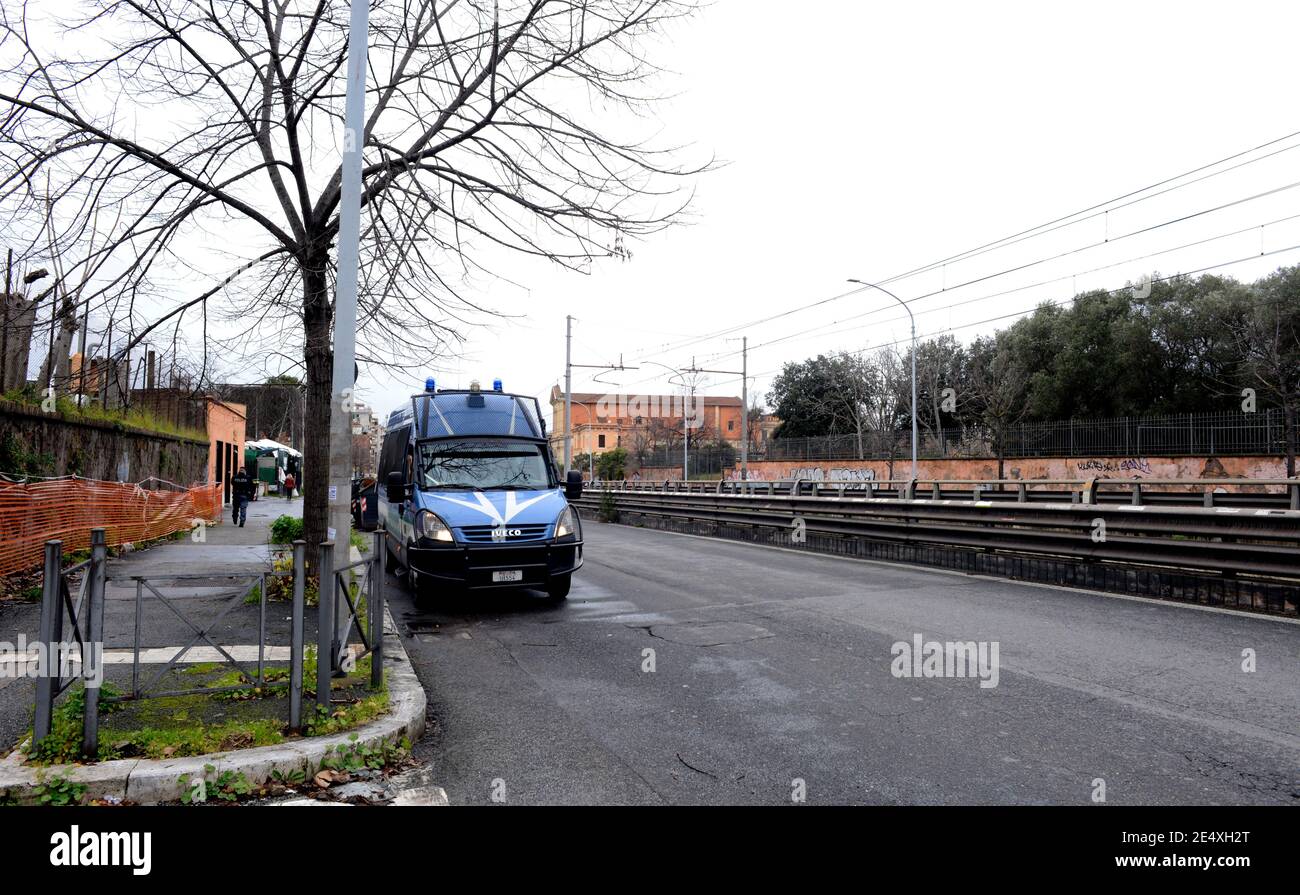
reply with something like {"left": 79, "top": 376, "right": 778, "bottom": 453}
{"left": 301, "top": 253, "right": 334, "bottom": 572}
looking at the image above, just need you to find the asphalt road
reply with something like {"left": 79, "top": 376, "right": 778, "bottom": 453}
{"left": 391, "top": 520, "right": 1300, "bottom": 806}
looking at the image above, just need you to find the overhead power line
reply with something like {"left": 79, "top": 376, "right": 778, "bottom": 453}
{"left": 621, "top": 127, "right": 1300, "bottom": 365}
{"left": 698, "top": 241, "right": 1300, "bottom": 391}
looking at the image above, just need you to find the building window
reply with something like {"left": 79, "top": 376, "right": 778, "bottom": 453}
{"left": 598, "top": 434, "right": 606, "bottom": 448}
{"left": 728, "top": 420, "right": 734, "bottom": 431}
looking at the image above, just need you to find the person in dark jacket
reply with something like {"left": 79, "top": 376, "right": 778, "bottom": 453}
{"left": 231, "top": 466, "right": 254, "bottom": 527}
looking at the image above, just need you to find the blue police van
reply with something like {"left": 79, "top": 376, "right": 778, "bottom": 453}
{"left": 378, "top": 378, "right": 584, "bottom": 601}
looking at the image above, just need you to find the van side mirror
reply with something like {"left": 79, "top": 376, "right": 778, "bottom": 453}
{"left": 565, "top": 469, "right": 583, "bottom": 500}
{"left": 386, "top": 470, "right": 406, "bottom": 503}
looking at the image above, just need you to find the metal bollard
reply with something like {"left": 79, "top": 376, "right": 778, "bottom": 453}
{"left": 82, "top": 528, "right": 106, "bottom": 759}
{"left": 33, "top": 540, "right": 64, "bottom": 745}
{"left": 289, "top": 540, "right": 305, "bottom": 731}
{"left": 371, "top": 530, "right": 385, "bottom": 690}
{"left": 317, "top": 541, "right": 334, "bottom": 714}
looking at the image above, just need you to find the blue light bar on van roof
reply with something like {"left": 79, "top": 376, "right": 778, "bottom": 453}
{"left": 424, "top": 377, "right": 436, "bottom": 393}
{"left": 409, "top": 391, "right": 543, "bottom": 439}
{"left": 493, "top": 379, "right": 503, "bottom": 391}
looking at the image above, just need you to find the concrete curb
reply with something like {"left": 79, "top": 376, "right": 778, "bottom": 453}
{"left": 0, "top": 609, "right": 427, "bottom": 805}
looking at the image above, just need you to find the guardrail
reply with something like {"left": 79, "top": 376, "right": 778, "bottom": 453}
{"left": 606, "top": 477, "right": 1300, "bottom": 509}
{"left": 576, "top": 486, "right": 1300, "bottom": 616}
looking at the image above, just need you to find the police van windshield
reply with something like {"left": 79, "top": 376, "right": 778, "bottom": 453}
{"left": 417, "top": 439, "right": 553, "bottom": 491}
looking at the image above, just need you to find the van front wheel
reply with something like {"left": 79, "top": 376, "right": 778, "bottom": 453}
{"left": 546, "top": 574, "right": 571, "bottom": 601}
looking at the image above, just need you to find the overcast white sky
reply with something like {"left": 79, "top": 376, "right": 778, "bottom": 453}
{"left": 23, "top": 1, "right": 1300, "bottom": 430}
{"left": 354, "top": 0, "right": 1300, "bottom": 427}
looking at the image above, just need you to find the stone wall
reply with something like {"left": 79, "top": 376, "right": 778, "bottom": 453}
{"left": 0, "top": 399, "right": 209, "bottom": 484}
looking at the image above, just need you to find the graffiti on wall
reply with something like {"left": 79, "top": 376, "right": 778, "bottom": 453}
{"left": 730, "top": 454, "right": 1287, "bottom": 486}
{"left": 1076, "top": 457, "right": 1153, "bottom": 476}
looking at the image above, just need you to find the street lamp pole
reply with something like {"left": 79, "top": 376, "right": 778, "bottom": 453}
{"left": 328, "top": 0, "right": 370, "bottom": 576}
{"left": 848, "top": 279, "right": 918, "bottom": 482}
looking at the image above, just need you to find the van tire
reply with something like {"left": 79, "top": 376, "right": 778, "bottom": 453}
{"left": 546, "top": 574, "right": 571, "bottom": 601}
{"left": 407, "top": 567, "right": 429, "bottom": 603}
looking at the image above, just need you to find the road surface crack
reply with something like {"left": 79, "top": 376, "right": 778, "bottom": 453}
{"left": 675, "top": 753, "right": 718, "bottom": 779}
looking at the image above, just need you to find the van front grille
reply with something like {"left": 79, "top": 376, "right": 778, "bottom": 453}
{"left": 458, "top": 523, "right": 550, "bottom": 543}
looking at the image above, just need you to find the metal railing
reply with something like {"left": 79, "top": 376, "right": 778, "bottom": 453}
{"left": 601, "top": 476, "right": 1300, "bottom": 509}
{"left": 31, "top": 529, "right": 387, "bottom": 758}
{"left": 32, "top": 529, "right": 105, "bottom": 753}
{"left": 315, "top": 532, "right": 385, "bottom": 715}
{"left": 761, "top": 409, "right": 1289, "bottom": 461}
{"left": 577, "top": 486, "right": 1300, "bottom": 616}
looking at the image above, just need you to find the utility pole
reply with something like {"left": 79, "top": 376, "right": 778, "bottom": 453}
{"left": 684, "top": 359, "right": 692, "bottom": 482}
{"left": 328, "top": 0, "right": 370, "bottom": 587}
{"left": 678, "top": 355, "right": 747, "bottom": 482}
{"left": 563, "top": 314, "right": 637, "bottom": 476}
{"left": 741, "top": 336, "right": 748, "bottom": 481}
{"left": 564, "top": 315, "right": 573, "bottom": 473}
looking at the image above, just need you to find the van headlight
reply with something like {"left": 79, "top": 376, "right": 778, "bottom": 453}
{"left": 554, "top": 506, "right": 580, "bottom": 541}
{"left": 414, "top": 510, "right": 454, "bottom": 544}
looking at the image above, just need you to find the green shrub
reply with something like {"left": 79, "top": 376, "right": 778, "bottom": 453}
{"left": 598, "top": 488, "right": 619, "bottom": 523}
{"left": 34, "top": 774, "right": 86, "bottom": 806}
{"left": 269, "top": 515, "right": 305, "bottom": 544}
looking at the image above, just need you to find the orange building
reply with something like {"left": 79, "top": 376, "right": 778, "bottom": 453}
{"left": 205, "top": 397, "right": 247, "bottom": 505}
{"left": 549, "top": 387, "right": 748, "bottom": 460}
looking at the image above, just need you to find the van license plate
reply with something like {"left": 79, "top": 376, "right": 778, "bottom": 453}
{"left": 493, "top": 570, "right": 523, "bottom": 583}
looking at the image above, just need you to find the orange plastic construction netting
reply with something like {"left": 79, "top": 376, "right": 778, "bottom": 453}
{"left": 0, "top": 477, "right": 223, "bottom": 577}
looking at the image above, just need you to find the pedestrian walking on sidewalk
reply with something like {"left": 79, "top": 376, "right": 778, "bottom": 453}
{"left": 284, "top": 472, "right": 296, "bottom": 500}
{"left": 232, "top": 466, "right": 254, "bottom": 527}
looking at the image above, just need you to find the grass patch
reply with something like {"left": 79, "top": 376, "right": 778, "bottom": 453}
{"left": 20, "top": 655, "right": 389, "bottom": 766}
{"left": 182, "top": 663, "right": 223, "bottom": 676}
{"left": 23, "top": 683, "right": 126, "bottom": 764}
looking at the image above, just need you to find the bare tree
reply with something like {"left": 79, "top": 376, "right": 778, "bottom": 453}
{"left": 1233, "top": 267, "right": 1300, "bottom": 475}
{"left": 863, "top": 349, "right": 907, "bottom": 476}
{"left": 1, "top": 0, "right": 706, "bottom": 552}
{"left": 966, "top": 335, "right": 1030, "bottom": 480}
{"left": 910, "top": 334, "right": 965, "bottom": 456}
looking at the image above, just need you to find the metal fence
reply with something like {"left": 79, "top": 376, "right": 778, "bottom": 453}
{"left": 635, "top": 446, "right": 735, "bottom": 477}
{"left": 763, "top": 410, "right": 1289, "bottom": 461}
{"left": 31, "top": 528, "right": 385, "bottom": 759}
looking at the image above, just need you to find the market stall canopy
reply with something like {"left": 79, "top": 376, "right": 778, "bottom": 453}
{"left": 246, "top": 438, "right": 303, "bottom": 458}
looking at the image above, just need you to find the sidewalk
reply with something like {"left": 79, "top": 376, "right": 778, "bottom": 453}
{"left": 0, "top": 497, "right": 304, "bottom": 755}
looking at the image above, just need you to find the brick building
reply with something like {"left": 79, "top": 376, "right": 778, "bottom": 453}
{"left": 548, "top": 387, "right": 754, "bottom": 462}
